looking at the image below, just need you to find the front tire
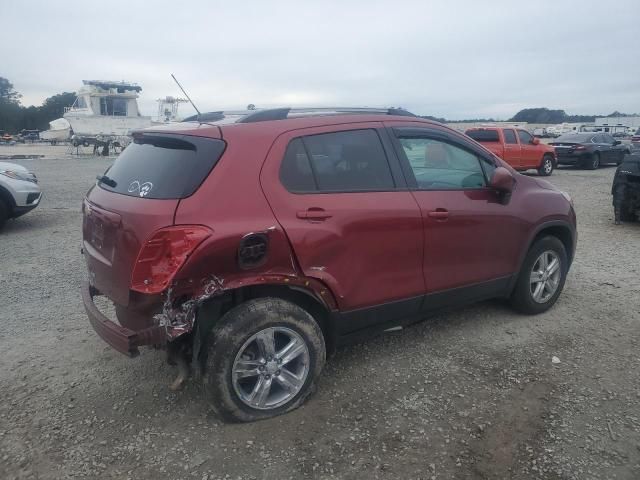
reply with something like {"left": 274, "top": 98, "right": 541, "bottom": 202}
{"left": 538, "top": 155, "right": 554, "bottom": 176}
{"left": 510, "top": 236, "right": 568, "bottom": 314}
{"left": 204, "top": 298, "right": 326, "bottom": 422}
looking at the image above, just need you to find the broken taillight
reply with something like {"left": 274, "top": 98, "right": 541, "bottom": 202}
{"left": 131, "top": 225, "right": 212, "bottom": 294}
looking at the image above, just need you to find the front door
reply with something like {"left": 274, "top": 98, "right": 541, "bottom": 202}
{"left": 260, "top": 123, "right": 426, "bottom": 323}
{"left": 502, "top": 128, "right": 522, "bottom": 168}
{"left": 388, "top": 124, "right": 528, "bottom": 303}
{"left": 517, "top": 129, "right": 540, "bottom": 169}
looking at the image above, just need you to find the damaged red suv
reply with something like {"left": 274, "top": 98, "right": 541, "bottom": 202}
{"left": 82, "top": 108, "right": 577, "bottom": 421}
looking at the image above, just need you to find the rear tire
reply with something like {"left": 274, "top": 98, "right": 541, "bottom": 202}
{"left": 537, "top": 155, "right": 554, "bottom": 176}
{"left": 203, "top": 298, "right": 326, "bottom": 422}
{"left": 583, "top": 152, "right": 600, "bottom": 170}
{"left": 510, "top": 236, "right": 568, "bottom": 315}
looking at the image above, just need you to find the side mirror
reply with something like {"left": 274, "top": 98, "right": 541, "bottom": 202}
{"left": 489, "top": 167, "right": 515, "bottom": 193}
{"left": 531, "top": 137, "right": 540, "bottom": 145}
{"left": 613, "top": 140, "right": 621, "bottom": 145}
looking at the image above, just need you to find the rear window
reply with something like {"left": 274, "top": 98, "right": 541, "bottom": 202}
{"left": 466, "top": 130, "right": 499, "bottom": 142}
{"left": 99, "top": 134, "right": 225, "bottom": 199}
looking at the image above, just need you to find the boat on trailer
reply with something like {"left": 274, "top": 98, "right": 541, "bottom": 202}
{"left": 63, "top": 80, "right": 152, "bottom": 149}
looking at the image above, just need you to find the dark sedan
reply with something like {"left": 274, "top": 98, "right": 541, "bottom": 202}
{"left": 550, "top": 133, "right": 630, "bottom": 169}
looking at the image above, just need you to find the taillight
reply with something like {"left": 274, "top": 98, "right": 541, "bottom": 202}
{"left": 131, "top": 225, "right": 212, "bottom": 294}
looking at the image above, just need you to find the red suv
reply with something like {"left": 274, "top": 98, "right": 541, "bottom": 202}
{"left": 82, "top": 108, "right": 577, "bottom": 421}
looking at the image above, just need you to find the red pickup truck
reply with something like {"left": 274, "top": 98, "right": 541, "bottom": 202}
{"left": 466, "top": 127, "right": 556, "bottom": 176}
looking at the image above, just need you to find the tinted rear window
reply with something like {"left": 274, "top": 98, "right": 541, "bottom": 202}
{"left": 99, "top": 134, "right": 225, "bottom": 199}
{"left": 280, "top": 129, "right": 395, "bottom": 193}
{"left": 466, "top": 130, "right": 499, "bottom": 142}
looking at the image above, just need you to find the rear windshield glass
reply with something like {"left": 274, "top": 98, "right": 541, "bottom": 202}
{"left": 99, "top": 134, "right": 225, "bottom": 199}
{"left": 466, "top": 130, "right": 499, "bottom": 142}
{"left": 555, "top": 134, "right": 592, "bottom": 143}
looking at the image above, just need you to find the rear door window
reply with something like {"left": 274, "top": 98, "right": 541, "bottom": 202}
{"left": 503, "top": 129, "right": 518, "bottom": 144}
{"left": 100, "top": 134, "right": 226, "bottom": 199}
{"left": 280, "top": 129, "right": 395, "bottom": 192}
{"left": 280, "top": 138, "right": 317, "bottom": 192}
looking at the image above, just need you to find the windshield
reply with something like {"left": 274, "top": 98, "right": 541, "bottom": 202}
{"left": 99, "top": 134, "right": 225, "bottom": 199}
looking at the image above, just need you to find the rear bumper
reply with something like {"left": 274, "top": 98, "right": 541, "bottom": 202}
{"left": 82, "top": 281, "right": 165, "bottom": 357}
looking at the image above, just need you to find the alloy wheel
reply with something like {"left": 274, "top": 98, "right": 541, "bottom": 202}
{"left": 529, "top": 250, "right": 562, "bottom": 304}
{"left": 232, "top": 327, "right": 310, "bottom": 410}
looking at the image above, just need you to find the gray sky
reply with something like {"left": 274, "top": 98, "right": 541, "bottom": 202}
{"left": 4, "top": 0, "right": 640, "bottom": 120}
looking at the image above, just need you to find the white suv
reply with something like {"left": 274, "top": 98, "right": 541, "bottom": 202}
{"left": 0, "top": 161, "right": 42, "bottom": 230}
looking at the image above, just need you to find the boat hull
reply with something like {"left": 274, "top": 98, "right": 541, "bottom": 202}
{"left": 64, "top": 114, "right": 152, "bottom": 137}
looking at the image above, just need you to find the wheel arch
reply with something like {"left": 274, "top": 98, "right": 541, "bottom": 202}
{"left": 509, "top": 220, "right": 576, "bottom": 295}
{"left": 531, "top": 224, "right": 574, "bottom": 265}
{"left": 0, "top": 184, "right": 16, "bottom": 213}
{"left": 199, "top": 282, "right": 336, "bottom": 352}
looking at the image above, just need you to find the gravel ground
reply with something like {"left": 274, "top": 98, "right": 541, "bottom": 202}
{"left": 1, "top": 146, "right": 639, "bottom": 479}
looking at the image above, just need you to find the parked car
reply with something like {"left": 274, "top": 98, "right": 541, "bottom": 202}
{"left": 465, "top": 127, "right": 556, "bottom": 176}
{"left": 0, "top": 161, "right": 42, "bottom": 230}
{"left": 1, "top": 133, "right": 15, "bottom": 145}
{"left": 18, "top": 130, "right": 40, "bottom": 142}
{"left": 612, "top": 152, "right": 640, "bottom": 224}
{"left": 533, "top": 127, "right": 550, "bottom": 138}
{"left": 82, "top": 107, "right": 577, "bottom": 422}
{"left": 631, "top": 128, "right": 640, "bottom": 151}
{"left": 550, "top": 132, "right": 630, "bottom": 169}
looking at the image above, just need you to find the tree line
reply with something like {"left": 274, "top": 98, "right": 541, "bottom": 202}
{"left": 0, "top": 77, "right": 75, "bottom": 133}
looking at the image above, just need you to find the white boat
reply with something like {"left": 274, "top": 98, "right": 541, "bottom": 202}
{"left": 40, "top": 118, "right": 71, "bottom": 144}
{"left": 64, "top": 80, "right": 152, "bottom": 140}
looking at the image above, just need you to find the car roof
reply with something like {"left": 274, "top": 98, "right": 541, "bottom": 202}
{"left": 142, "top": 109, "right": 445, "bottom": 138}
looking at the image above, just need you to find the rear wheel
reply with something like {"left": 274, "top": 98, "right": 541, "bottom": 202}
{"left": 583, "top": 152, "right": 600, "bottom": 170}
{"left": 537, "top": 154, "right": 554, "bottom": 176}
{"left": 203, "top": 298, "right": 326, "bottom": 422}
{"left": 510, "top": 236, "right": 568, "bottom": 314}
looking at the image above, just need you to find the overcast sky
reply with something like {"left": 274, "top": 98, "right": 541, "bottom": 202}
{"left": 3, "top": 0, "right": 640, "bottom": 120}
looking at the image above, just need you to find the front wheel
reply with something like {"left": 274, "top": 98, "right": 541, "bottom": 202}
{"left": 510, "top": 236, "right": 568, "bottom": 314}
{"left": 204, "top": 298, "right": 326, "bottom": 422}
{"left": 537, "top": 155, "right": 554, "bottom": 176}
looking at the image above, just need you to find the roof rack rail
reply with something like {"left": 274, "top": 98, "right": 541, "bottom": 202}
{"left": 237, "top": 107, "right": 416, "bottom": 123}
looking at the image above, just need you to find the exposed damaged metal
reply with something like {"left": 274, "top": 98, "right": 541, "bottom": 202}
{"left": 154, "top": 275, "right": 226, "bottom": 340}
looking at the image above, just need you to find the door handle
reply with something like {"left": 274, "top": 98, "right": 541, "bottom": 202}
{"left": 297, "top": 208, "right": 332, "bottom": 220}
{"left": 427, "top": 209, "right": 449, "bottom": 220}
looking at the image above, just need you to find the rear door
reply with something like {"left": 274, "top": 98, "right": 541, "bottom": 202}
{"left": 260, "top": 123, "right": 425, "bottom": 325}
{"left": 502, "top": 129, "right": 522, "bottom": 168}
